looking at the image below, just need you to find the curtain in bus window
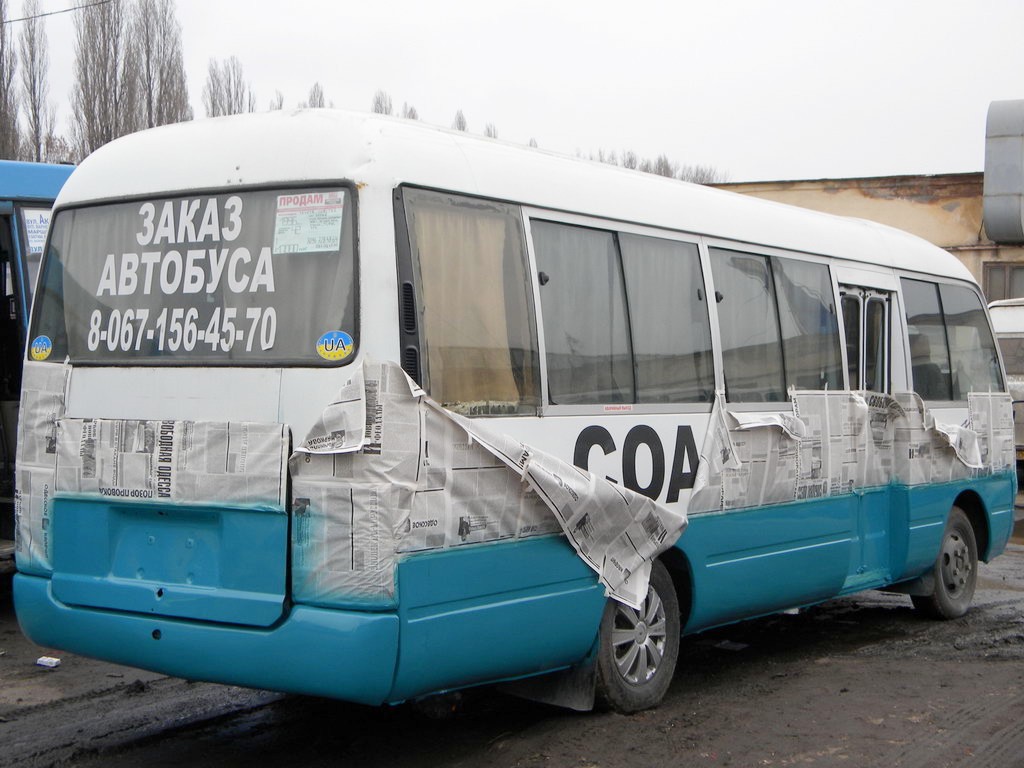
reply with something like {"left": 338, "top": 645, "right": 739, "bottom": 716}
{"left": 938, "top": 283, "right": 1004, "bottom": 399}
{"left": 532, "top": 220, "right": 634, "bottom": 404}
{"left": 709, "top": 249, "right": 785, "bottom": 403}
{"left": 772, "top": 257, "right": 842, "bottom": 391}
{"left": 619, "top": 234, "right": 713, "bottom": 402}
{"left": 901, "top": 278, "right": 952, "bottom": 400}
{"left": 408, "top": 192, "right": 539, "bottom": 413}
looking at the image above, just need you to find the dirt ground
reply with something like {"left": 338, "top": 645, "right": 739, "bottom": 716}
{"left": 3, "top": 536, "right": 1024, "bottom": 767}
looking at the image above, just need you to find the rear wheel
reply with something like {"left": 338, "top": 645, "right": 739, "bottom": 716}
{"left": 911, "top": 506, "right": 978, "bottom": 620}
{"left": 595, "top": 559, "right": 680, "bottom": 713}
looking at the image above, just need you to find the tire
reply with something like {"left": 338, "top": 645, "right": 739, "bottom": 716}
{"left": 911, "top": 506, "right": 978, "bottom": 620}
{"left": 595, "top": 559, "right": 680, "bottom": 713}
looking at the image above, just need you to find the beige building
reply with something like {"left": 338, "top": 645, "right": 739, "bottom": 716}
{"left": 716, "top": 173, "right": 1024, "bottom": 301}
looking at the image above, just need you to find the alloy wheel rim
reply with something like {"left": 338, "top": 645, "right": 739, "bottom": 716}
{"left": 611, "top": 584, "right": 668, "bottom": 685}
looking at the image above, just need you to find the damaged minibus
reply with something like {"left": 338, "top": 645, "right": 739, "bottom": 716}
{"left": 13, "top": 111, "right": 1015, "bottom": 713}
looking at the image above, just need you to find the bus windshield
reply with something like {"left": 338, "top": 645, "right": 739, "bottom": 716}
{"left": 30, "top": 187, "right": 357, "bottom": 365}
{"left": 997, "top": 336, "right": 1024, "bottom": 376}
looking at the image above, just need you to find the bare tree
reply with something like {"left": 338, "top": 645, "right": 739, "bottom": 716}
{"left": 484, "top": 122, "right": 498, "bottom": 139}
{"left": 679, "top": 163, "right": 727, "bottom": 184}
{"left": 0, "top": 0, "right": 20, "bottom": 159}
{"left": 42, "top": 130, "right": 72, "bottom": 164}
{"left": 371, "top": 89, "right": 392, "bottom": 115}
{"left": 306, "top": 82, "right": 325, "bottom": 108}
{"left": 400, "top": 101, "right": 418, "bottom": 120}
{"left": 651, "top": 153, "right": 676, "bottom": 178}
{"left": 132, "top": 0, "right": 191, "bottom": 129}
{"left": 586, "top": 146, "right": 726, "bottom": 184}
{"left": 18, "top": 0, "right": 54, "bottom": 161}
{"left": 451, "top": 109, "right": 467, "bottom": 131}
{"left": 71, "top": 0, "right": 140, "bottom": 160}
{"left": 268, "top": 90, "right": 284, "bottom": 110}
{"left": 202, "top": 56, "right": 256, "bottom": 117}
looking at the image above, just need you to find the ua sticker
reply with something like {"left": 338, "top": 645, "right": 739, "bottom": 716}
{"left": 30, "top": 335, "right": 52, "bottom": 361}
{"left": 316, "top": 331, "right": 354, "bottom": 361}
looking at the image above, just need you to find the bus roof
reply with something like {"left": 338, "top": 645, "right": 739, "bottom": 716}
{"left": 59, "top": 110, "right": 973, "bottom": 283}
{"left": 0, "top": 160, "right": 75, "bottom": 201}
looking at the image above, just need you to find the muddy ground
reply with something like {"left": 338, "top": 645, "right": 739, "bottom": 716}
{"left": 3, "top": 540, "right": 1024, "bottom": 768}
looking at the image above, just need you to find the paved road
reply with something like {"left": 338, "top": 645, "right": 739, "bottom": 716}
{"left": 2, "top": 542, "right": 1024, "bottom": 768}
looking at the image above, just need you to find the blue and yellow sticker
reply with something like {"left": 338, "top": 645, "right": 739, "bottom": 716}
{"left": 29, "top": 335, "right": 52, "bottom": 361}
{"left": 316, "top": 331, "right": 354, "bottom": 361}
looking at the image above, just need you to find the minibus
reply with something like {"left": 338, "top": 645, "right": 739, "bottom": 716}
{"left": 14, "top": 112, "right": 1014, "bottom": 712}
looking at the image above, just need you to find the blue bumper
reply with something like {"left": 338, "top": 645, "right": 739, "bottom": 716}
{"left": 14, "top": 573, "right": 399, "bottom": 705}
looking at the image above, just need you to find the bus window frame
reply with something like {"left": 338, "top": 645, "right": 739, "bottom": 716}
{"left": 895, "top": 272, "right": 1005, "bottom": 404}
{"left": 839, "top": 286, "right": 892, "bottom": 393}
{"left": 840, "top": 292, "right": 863, "bottom": 389}
{"left": 700, "top": 234, "right": 845, "bottom": 411}
{"left": 394, "top": 184, "right": 544, "bottom": 409}
{"left": 521, "top": 206, "right": 720, "bottom": 417}
{"left": 864, "top": 293, "right": 890, "bottom": 394}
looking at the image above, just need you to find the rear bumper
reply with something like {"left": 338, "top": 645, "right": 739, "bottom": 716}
{"left": 14, "top": 573, "right": 399, "bottom": 705}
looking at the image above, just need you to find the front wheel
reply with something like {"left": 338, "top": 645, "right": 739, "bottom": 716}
{"left": 595, "top": 559, "right": 680, "bottom": 713}
{"left": 911, "top": 506, "right": 978, "bottom": 620}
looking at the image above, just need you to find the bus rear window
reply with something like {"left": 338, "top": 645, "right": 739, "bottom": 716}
{"left": 31, "top": 188, "right": 357, "bottom": 365}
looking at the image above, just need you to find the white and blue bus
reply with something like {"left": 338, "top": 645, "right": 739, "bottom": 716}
{"left": 0, "top": 160, "right": 73, "bottom": 568}
{"left": 13, "top": 112, "right": 1014, "bottom": 713}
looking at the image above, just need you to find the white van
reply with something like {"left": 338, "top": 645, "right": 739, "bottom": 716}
{"left": 988, "top": 298, "right": 1024, "bottom": 480}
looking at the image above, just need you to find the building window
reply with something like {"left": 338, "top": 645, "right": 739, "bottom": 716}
{"left": 983, "top": 262, "right": 1024, "bottom": 302}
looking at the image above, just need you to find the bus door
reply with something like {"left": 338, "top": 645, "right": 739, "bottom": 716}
{"left": 0, "top": 206, "right": 20, "bottom": 541}
{"left": 840, "top": 285, "right": 892, "bottom": 584}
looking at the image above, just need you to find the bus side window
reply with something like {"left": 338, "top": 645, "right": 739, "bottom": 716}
{"left": 402, "top": 190, "right": 541, "bottom": 415}
{"left": 531, "top": 220, "right": 634, "bottom": 405}
{"left": 841, "top": 293, "right": 862, "bottom": 388}
{"left": 938, "top": 283, "right": 1003, "bottom": 398}
{"left": 864, "top": 295, "right": 889, "bottom": 392}
{"left": 902, "top": 279, "right": 952, "bottom": 400}
{"left": 841, "top": 287, "right": 891, "bottom": 393}
{"left": 709, "top": 248, "right": 785, "bottom": 402}
{"left": 772, "top": 257, "right": 843, "bottom": 391}
{"left": 902, "top": 278, "right": 1004, "bottom": 401}
{"left": 619, "top": 234, "right": 714, "bottom": 403}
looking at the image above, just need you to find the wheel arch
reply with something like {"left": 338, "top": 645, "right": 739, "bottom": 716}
{"left": 953, "top": 489, "right": 990, "bottom": 561}
{"left": 657, "top": 546, "right": 693, "bottom": 633}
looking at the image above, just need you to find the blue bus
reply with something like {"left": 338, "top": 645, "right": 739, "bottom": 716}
{"left": 0, "top": 160, "right": 73, "bottom": 567}
{"left": 12, "top": 114, "right": 1015, "bottom": 712}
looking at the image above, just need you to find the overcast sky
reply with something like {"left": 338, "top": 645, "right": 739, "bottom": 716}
{"left": 22, "top": 0, "right": 1024, "bottom": 181}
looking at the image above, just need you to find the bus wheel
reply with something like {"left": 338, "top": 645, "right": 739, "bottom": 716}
{"left": 595, "top": 559, "right": 680, "bottom": 713}
{"left": 911, "top": 506, "right": 978, "bottom": 620}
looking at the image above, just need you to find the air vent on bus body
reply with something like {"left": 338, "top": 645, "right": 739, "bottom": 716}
{"left": 402, "top": 346, "right": 420, "bottom": 385}
{"left": 401, "top": 282, "right": 417, "bottom": 334}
